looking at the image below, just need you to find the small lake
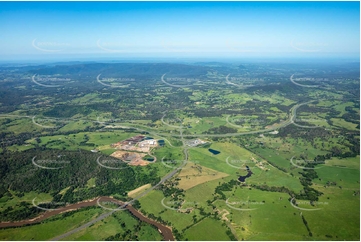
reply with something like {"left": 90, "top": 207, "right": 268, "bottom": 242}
{"left": 208, "top": 148, "right": 220, "bottom": 155}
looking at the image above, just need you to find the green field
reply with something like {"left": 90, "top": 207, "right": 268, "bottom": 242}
{"left": 0, "top": 61, "right": 359, "bottom": 241}
{"left": 61, "top": 210, "right": 162, "bottom": 241}
{"left": 183, "top": 217, "right": 232, "bottom": 240}
{"left": 0, "top": 207, "right": 107, "bottom": 240}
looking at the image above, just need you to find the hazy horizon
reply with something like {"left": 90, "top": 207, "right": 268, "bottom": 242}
{"left": 0, "top": 1, "right": 359, "bottom": 61}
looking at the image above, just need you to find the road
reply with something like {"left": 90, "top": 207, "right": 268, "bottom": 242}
{"left": 50, "top": 124, "right": 189, "bottom": 241}
{"left": 0, "top": 100, "right": 315, "bottom": 140}
{"left": 49, "top": 163, "right": 183, "bottom": 240}
{"left": 168, "top": 100, "right": 316, "bottom": 138}
{"left": 0, "top": 100, "right": 314, "bottom": 240}
{"left": 0, "top": 196, "right": 173, "bottom": 240}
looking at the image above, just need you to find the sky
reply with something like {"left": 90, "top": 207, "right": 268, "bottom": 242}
{"left": 0, "top": 1, "right": 359, "bottom": 61}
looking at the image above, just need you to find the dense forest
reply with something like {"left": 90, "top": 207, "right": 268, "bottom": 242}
{"left": 0, "top": 149, "right": 161, "bottom": 221}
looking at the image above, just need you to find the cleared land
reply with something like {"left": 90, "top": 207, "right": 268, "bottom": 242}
{"left": 110, "top": 150, "right": 149, "bottom": 166}
{"left": 128, "top": 184, "right": 152, "bottom": 198}
{"left": 176, "top": 162, "right": 229, "bottom": 190}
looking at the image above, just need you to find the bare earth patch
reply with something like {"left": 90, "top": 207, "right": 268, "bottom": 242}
{"left": 176, "top": 162, "right": 229, "bottom": 190}
{"left": 110, "top": 150, "right": 149, "bottom": 166}
{"left": 111, "top": 136, "right": 158, "bottom": 152}
{"left": 218, "top": 209, "right": 230, "bottom": 222}
{"left": 128, "top": 184, "right": 152, "bottom": 198}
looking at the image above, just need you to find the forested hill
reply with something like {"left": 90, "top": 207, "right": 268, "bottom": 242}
{"left": 27, "top": 63, "right": 209, "bottom": 78}
{"left": 0, "top": 149, "right": 160, "bottom": 202}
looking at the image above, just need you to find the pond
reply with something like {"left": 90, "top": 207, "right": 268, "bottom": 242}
{"left": 238, "top": 166, "right": 253, "bottom": 182}
{"left": 158, "top": 140, "right": 165, "bottom": 146}
{"left": 208, "top": 148, "right": 221, "bottom": 155}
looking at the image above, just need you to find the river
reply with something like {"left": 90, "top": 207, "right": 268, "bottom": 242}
{"left": 0, "top": 196, "right": 174, "bottom": 241}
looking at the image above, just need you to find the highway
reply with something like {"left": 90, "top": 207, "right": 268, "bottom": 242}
{"left": 0, "top": 100, "right": 316, "bottom": 140}
{"left": 0, "top": 100, "right": 314, "bottom": 240}
{"left": 50, "top": 122, "right": 189, "bottom": 241}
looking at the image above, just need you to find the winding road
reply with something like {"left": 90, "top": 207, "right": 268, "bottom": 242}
{"left": 0, "top": 100, "right": 316, "bottom": 140}
{"left": 0, "top": 100, "right": 315, "bottom": 240}
{"left": 48, "top": 123, "right": 189, "bottom": 241}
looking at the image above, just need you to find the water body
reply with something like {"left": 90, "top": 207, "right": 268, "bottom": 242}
{"left": 158, "top": 140, "right": 165, "bottom": 146}
{"left": 0, "top": 196, "right": 174, "bottom": 241}
{"left": 127, "top": 205, "right": 174, "bottom": 240}
{"left": 208, "top": 148, "right": 220, "bottom": 155}
{"left": 238, "top": 166, "right": 253, "bottom": 182}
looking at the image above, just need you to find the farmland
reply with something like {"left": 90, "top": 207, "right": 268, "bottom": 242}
{"left": 0, "top": 61, "right": 359, "bottom": 241}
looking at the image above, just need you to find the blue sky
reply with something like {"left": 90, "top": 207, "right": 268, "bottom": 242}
{"left": 0, "top": 1, "right": 359, "bottom": 61}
